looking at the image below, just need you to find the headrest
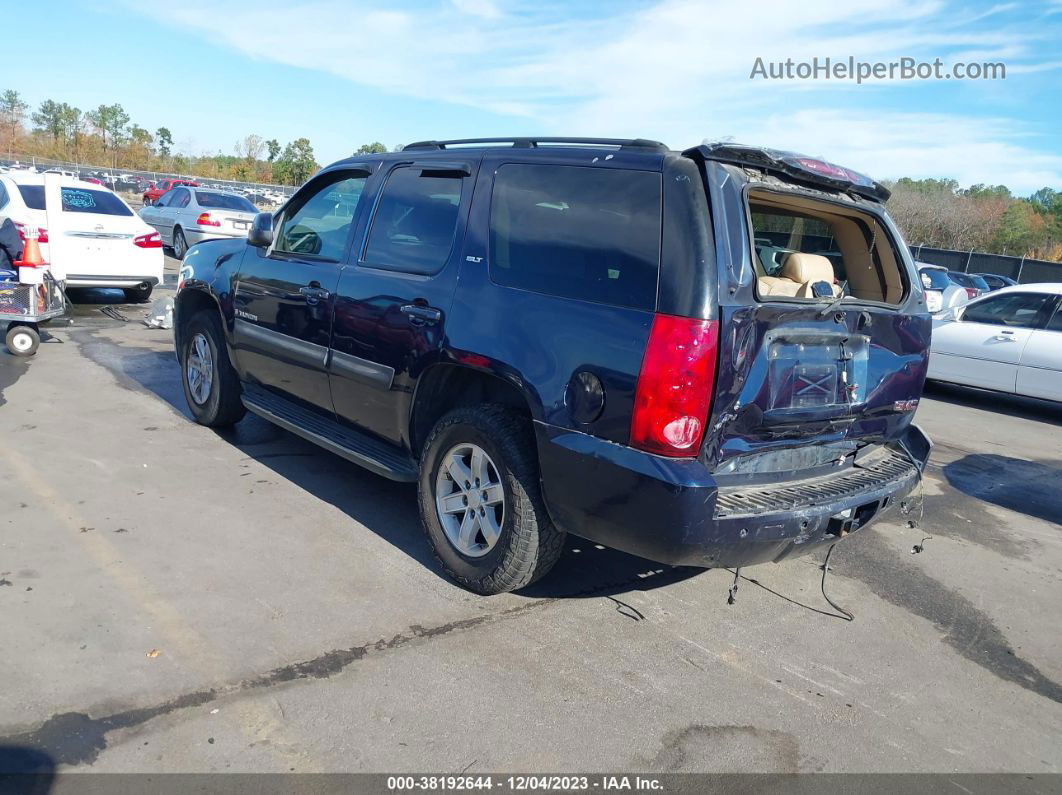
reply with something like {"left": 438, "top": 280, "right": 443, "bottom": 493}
{"left": 781, "top": 253, "right": 835, "bottom": 284}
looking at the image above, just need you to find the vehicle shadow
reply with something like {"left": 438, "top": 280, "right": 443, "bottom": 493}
{"left": 214, "top": 416, "right": 703, "bottom": 597}
{"left": 922, "top": 381, "right": 1061, "bottom": 426}
{"left": 0, "top": 744, "right": 55, "bottom": 791}
{"left": 944, "top": 453, "right": 1062, "bottom": 526}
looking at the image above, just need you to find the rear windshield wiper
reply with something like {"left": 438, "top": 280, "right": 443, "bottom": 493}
{"left": 817, "top": 280, "right": 850, "bottom": 317}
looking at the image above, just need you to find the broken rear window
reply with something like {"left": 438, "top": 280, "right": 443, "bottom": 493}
{"left": 749, "top": 190, "right": 907, "bottom": 305}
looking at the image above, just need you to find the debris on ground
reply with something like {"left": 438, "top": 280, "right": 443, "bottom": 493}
{"left": 142, "top": 296, "right": 174, "bottom": 329}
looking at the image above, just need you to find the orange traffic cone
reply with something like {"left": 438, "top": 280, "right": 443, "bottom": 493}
{"left": 21, "top": 228, "right": 44, "bottom": 266}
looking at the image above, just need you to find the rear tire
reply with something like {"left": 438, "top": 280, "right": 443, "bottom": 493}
{"left": 173, "top": 228, "right": 188, "bottom": 260}
{"left": 418, "top": 405, "right": 566, "bottom": 594}
{"left": 180, "top": 310, "right": 245, "bottom": 427}
{"left": 6, "top": 325, "right": 39, "bottom": 357}
{"left": 123, "top": 284, "right": 153, "bottom": 303}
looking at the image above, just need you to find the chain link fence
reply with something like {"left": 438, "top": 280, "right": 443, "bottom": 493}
{"left": 0, "top": 153, "right": 297, "bottom": 208}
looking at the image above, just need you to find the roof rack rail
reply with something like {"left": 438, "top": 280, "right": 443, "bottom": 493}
{"left": 401, "top": 137, "right": 670, "bottom": 153}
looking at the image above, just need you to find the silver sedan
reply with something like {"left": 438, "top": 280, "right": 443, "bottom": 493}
{"left": 139, "top": 187, "right": 259, "bottom": 258}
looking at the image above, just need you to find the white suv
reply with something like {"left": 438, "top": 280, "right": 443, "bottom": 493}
{"left": 0, "top": 172, "right": 164, "bottom": 302}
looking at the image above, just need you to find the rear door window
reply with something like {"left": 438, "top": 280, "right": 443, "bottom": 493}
{"left": 488, "top": 164, "right": 661, "bottom": 311}
{"left": 362, "top": 167, "right": 465, "bottom": 275}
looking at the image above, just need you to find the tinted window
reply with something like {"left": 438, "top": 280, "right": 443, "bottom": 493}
{"left": 0, "top": 181, "right": 8, "bottom": 210}
{"left": 17, "top": 185, "right": 132, "bottom": 216}
{"left": 919, "top": 268, "right": 951, "bottom": 290}
{"left": 275, "top": 172, "right": 367, "bottom": 261}
{"left": 489, "top": 164, "right": 661, "bottom": 310}
{"left": 196, "top": 191, "right": 256, "bottom": 212}
{"left": 155, "top": 190, "right": 176, "bottom": 208}
{"left": 172, "top": 189, "right": 191, "bottom": 209}
{"left": 363, "top": 167, "right": 463, "bottom": 274}
{"left": 963, "top": 292, "right": 1054, "bottom": 329}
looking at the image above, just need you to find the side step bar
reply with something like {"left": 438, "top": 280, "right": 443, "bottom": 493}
{"left": 241, "top": 384, "right": 418, "bottom": 482}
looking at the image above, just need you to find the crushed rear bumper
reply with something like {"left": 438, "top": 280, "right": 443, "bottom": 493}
{"left": 535, "top": 422, "right": 931, "bottom": 568}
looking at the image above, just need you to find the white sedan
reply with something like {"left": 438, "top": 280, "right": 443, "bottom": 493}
{"left": 0, "top": 171, "right": 163, "bottom": 302}
{"left": 928, "top": 283, "right": 1062, "bottom": 402}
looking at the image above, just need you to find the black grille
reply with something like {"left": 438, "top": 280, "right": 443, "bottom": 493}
{"left": 714, "top": 448, "right": 916, "bottom": 517}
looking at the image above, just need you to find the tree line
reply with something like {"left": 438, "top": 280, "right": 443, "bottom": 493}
{"left": 885, "top": 178, "right": 1062, "bottom": 262}
{"left": 0, "top": 88, "right": 383, "bottom": 187}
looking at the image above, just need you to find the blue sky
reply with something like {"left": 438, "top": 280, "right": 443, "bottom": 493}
{"left": 6, "top": 0, "right": 1061, "bottom": 193}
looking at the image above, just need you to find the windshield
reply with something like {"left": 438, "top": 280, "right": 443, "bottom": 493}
{"left": 919, "top": 268, "right": 951, "bottom": 290}
{"left": 17, "top": 185, "right": 133, "bottom": 216}
{"left": 196, "top": 191, "right": 256, "bottom": 212}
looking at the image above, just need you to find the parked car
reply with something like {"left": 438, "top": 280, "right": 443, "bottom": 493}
{"left": 918, "top": 263, "right": 968, "bottom": 314}
{"left": 929, "top": 284, "right": 1062, "bottom": 402}
{"left": 143, "top": 178, "right": 199, "bottom": 206}
{"left": 140, "top": 188, "right": 258, "bottom": 259}
{"left": 173, "top": 137, "right": 931, "bottom": 594}
{"left": 0, "top": 171, "right": 163, "bottom": 301}
{"left": 947, "top": 271, "right": 991, "bottom": 300}
{"left": 975, "top": 273, "right": 1019, "bottom": 291}
{"left": 80, "top": 176, "right": 104, "bottom": 186}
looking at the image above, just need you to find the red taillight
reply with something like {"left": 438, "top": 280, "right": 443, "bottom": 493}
{"left": 196, "top": 212, "right": 220, "bottom": 227}
{"left": 134, "top": 231, "right": 162, "bottom": 248}
{"left": 14, "top": 223, "right": 48, "bottom": 243}
{"left": 964, "top": 287, "right": 978, "bottom": 299}
{"left": 630, "top": 315, "right": 719, "bottom": 457}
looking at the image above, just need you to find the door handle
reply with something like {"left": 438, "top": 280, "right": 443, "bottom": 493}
{"left": 299, "top": 285, "right": 331, "bottom": 300}
{"left": 400, "top": 304, "right": 442, "bottom": 325}
{"left": 993, "top": 330, "right": 1016, "bottom": 341}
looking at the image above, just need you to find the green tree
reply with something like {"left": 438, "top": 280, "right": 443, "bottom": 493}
{"left": 60, "top": 104, "right": 85, "bottom": 160}
{"left": 354, "top": 141, "right": 387, "bottom": 155}
{"left": 86, "top": 104, "right": 130, "bottom": 165}
{"left": 0, "top": 89, "right": 28, "bottom": 159}
{"left": 993, "top": 202, "right": 1037, "bottom": 255}
{"left": 156, "top": 126, "right": 174, "bottom": 159}
{"left": 266, "top": 138, "right": 280, "bottom": 162}
{"left": 32, "top": 99, "right": 65, "bottom": 144}
{"left": 274, "top": 138, "right": 317, "bottom": 185}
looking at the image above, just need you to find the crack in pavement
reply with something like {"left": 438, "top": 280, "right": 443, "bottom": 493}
{"left": 0, "top": 597, "right": 557, "bottom": 768}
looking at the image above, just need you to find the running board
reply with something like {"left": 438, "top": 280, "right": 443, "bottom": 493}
{"left": 241, "top": 384, "right": 418, "bottom": 482}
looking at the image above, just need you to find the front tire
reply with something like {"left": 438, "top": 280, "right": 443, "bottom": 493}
{"left": 173, "top": 228, "right": 188, "bottom": 260}
{"left": 180, "top": 310, "right": 245, "bottom": 427}
{"left": 418, "top": 405, "right": 565, "bottom": 594}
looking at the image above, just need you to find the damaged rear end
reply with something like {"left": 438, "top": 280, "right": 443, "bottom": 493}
{"left": 687, "top": 143, "right": 931, "bottom": 566}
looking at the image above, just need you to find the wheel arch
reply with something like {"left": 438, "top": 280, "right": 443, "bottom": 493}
{"left": 174, "top": 287, "right": 225, "bottom": 355}
{"left": 409, "top": 363, "right": 539, "bottom": 457}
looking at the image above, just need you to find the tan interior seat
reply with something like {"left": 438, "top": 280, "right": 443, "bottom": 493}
{"left": 757, "top": 253, "right": 840, "bottom": 298}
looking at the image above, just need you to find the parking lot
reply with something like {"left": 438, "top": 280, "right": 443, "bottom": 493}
{"left": 1, "top": 254, "right": 1060, "bottom": 774}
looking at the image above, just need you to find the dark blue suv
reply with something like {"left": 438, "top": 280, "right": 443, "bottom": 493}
{"left": 174, "top": 137, "right": 932, "bottom": 594}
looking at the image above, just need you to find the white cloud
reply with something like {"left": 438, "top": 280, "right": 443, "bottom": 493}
{"left": 450, "top": 0, "right": 501, "bottom": 18}
{"left": 124, "top": 0, "right": 1061, "bottom": 192}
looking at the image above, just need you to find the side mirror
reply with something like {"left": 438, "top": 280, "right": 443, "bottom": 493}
{"left": 247, "top": 212, "right": 274, "bottom": 248}
{"left": 938, "top": 306, "right": 960, "bottom": 322}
